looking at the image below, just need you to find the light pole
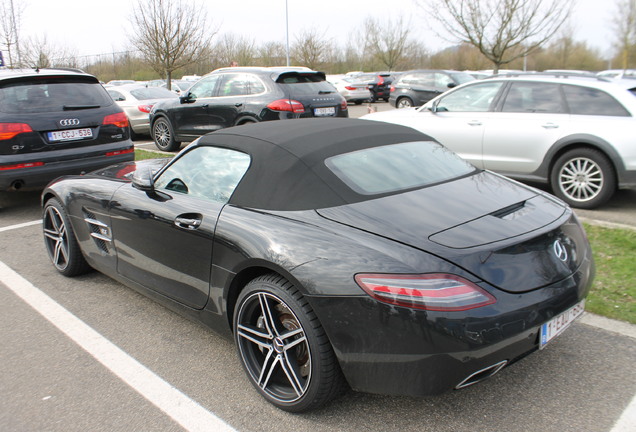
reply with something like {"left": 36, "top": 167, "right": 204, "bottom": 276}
{"left": 285, "top": 0, "right": 290, "bottom": 66}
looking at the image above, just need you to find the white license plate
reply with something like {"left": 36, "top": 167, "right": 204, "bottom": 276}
{"left": 540, "top": 299, "right": 585, "bottom": 349}
{"left": 48, "top": 128, "right": 93, "bottom": 142}
{"left": 314, "top": 107, "right": 336, "bottom": 117}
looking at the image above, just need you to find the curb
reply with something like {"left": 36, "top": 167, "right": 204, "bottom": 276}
{"left": 578, "top": 216, "right": 636, "bottom": 231}
{"left": 580, "top": 312, "right": 636, "bottom": 339}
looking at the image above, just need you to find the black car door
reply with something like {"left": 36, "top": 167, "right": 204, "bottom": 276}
{"left": 207, "top": 73, "right": 248, "bottom": 128}
{"left": 172, "top": 74, "right": 223, "bottom": 138}
{"left": 109, "top": 145, "right": 251, "bottom": 309}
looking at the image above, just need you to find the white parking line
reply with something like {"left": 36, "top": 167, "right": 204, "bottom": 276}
{"left": 612, "top": 394, "right": 636, "bottom": 432}
{"left": 0, "top": 219, "right": 42, "bottom": 233}
{"left": 0, "top": 260, "right": 237, "bottom": 432}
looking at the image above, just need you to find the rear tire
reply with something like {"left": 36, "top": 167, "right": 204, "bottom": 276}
{"left": 152, "top": 117, "right": 180, "bottom": 152}
{"left": 43, "top": 198, "right": 91, "bottom": 276}
{"left": 397, "top": 97, "right": 414, "bottom": 108}
{"left": 234, "top": 274, "right": 346, "bottom": 412}
{"left": 550, "top": 148, "right": 616, "bottom": 209}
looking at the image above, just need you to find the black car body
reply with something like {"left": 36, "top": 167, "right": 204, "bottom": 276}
{"left": 42, "top": 118, "right": 593, "bottom": 412}
{"left": 355, "top": 72, "right": 394, "bottom": 102}
{"left": 389, "top": 70, "right": 475, "bottom": 108}
{"left": 0, "top": 68, "right": 134, "bottom": 200}
{"left": 149, "top": 67, "right": 348, "bottom": 151}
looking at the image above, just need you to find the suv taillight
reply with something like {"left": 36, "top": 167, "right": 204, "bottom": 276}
{"left": 355, "top": 273, "right": 496, "bottom": 312}
{"left": 103, "top": 112, "right": 129, "bottom": 128}
{"left": 390, "top": 85, "right": 395, "bottom": 92}
{"left": 344, "top": 86, "right": 356, "bottom": 90}
{"left": 0, "top": 122, "right": 33, "bottom": 140}
{"left": 267, "top": 99, "right": 305, "bottom": 114}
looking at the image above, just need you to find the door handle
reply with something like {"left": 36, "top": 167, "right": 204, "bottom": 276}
{"left": 201, "top": 104, "right": 209, "bottom": 108}
{"left": 467, "top": 120, "right": 482, "bottom": 126}
{"left": 174, "top": 216, "right": 202, "bottom": 230}
{"left": 542, "top": 123, "right": 559, "bottom": 129}
{"left": 235, "top": 103, "right": 243, "bottom": 107}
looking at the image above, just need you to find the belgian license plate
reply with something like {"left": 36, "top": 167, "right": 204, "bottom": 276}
{"left": 314, "top": 107, "right": 336, "bottom": 117}
{"left": 540, "top": 299, "right": 585, "bottom": 349}
{"left": 48, "top": 128, "right": 93, "bottom": 142}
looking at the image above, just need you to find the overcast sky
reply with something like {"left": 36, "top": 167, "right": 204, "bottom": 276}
{"left": 13, "top": 0, "right": 617, "bottom": 62}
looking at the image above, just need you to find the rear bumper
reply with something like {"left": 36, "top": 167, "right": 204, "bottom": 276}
{"left": 308, "top": 259, "right": 593, "bottom": 397}
{"left": 0, "top": 142, "right": 134, "bottom": 191}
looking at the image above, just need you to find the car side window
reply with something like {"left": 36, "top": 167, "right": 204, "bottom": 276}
{"left": 434, "top": 73, "right": 453, "bottom": 88}
{"left": 501, "top": 82, "right": 564, "bottom": 113}
{"left": 154, "top": 146, "right": 251, "bottom": 204}
{"left": 219, "top": 74, "right": 249, "bottom": 97}
{"left": 246, "top": 74, "right": 266, "bottom": 94}
{"left": 188, "top": 75, "right": 221, "bottom": 99}
{"left": 436, "top": 81, "right": 503, "bottom": 112}
{"left": 107, "top": 90, "right": 125, "bottom": 101}
{"left": 563, "top": 85, "right": 630, "bottom": 117}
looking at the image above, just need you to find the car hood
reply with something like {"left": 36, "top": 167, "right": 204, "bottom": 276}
{"left": 317, "top": 171, "right": 589, "bottom": 293}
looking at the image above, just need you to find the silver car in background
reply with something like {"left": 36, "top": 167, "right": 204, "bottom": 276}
{"left": 328, "top": 75, "right": 372, "bottom": 105}
{"left": 106, "top": 84, "right": 178, "bottom": 137}
{"left": 363, "top": 74, "right": 636, "bottom": 209}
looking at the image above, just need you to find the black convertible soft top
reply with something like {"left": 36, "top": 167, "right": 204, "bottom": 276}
{"left": 197, "top": 118, "right": 438, "bottom": 211}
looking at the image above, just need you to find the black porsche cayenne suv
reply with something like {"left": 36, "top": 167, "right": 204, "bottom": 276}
{"left": 149, "top": 67, "right": 349, "bottom": 151}
{"left": 0, "top": 68, "right": 134, "bottom": 205}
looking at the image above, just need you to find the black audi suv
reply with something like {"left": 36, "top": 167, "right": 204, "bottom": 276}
{"left": 149, "top": 67, "right": 349, "bottom": 151}
{"left": 0, "top": 68, "right": 134, "bottom": 205}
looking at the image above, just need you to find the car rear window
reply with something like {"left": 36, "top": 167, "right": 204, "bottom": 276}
{"left": 562, "top": 85, "right": 630, "bottom": 116}
{"left": 325, "top": 141, "right": 476, "bottom": 195}
{"left": 129, "top": 87, "right": 178, "bottom": 100}
{"left": 0, "top": 79, "right": 113, "bottom": 114}
{"left": 275, "top": 73, "right": 336, "bottom": 95}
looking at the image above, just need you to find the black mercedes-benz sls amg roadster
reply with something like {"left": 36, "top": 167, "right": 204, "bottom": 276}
{"left": 42, "top": 118, "right": 594, "bottom": 412}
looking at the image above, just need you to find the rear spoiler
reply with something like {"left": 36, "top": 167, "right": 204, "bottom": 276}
{"left": 273, "top": 71, "right": 327, "bottom": 83}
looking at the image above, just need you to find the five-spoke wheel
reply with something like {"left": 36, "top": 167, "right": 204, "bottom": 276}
{"left": 152, "top": 117, "right": 180, "bottom": 152}
{"left": 43, "top": 198, "right": 90, "bottom": 276}
{"left": 234, "top": 274, "right": 344, "bottom": 412}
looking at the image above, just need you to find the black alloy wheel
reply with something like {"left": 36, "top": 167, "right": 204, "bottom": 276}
{"left": 43, "top": 198, "right": 91, "bottom": 276}
{"left": 152, "top": 117, "right": 180, "bottom": 152}
{"left": 550, "top": 148, "right": 616, "bottom": 209}
{"left": 234, "top": 274, "right": 345, "bottom": 412}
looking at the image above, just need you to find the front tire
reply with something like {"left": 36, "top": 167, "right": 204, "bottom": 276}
{"left": 233, "top": 274, "right": 345, "bottom": 412}
{"left": 550, "top": 148, "right": 616, "bottom": 209}
{"left": 43, "top": 198, "right": 91, "bottom": 276}
{"left": 152, "top": 117, "right": 180, "bottom": 152}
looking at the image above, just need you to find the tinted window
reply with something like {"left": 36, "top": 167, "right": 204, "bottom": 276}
{"left": 246, "top": 74, "right": 266, "bottom": 94}
{"left": 154, "top": 146, "right": 251, "bottom": 203}
{"left": 276, "top": 73, "right": 335, "bottom": 95}
{"left": 129, "top": 87, "right": 178, "bottom": 100}
{"left": 188, "top": 75, "right": 221, "bottom": 99}
{"left": 0, "top": 80, "right": 113, "bottom": 114}
{"left": 219, "top": 74, "right": 249, "bottom": 97}
{"left": 325, "top": 141, "right": 475, "bottom": 195}
{"left": 436, "top": 81, "right": 503, "bottom": 112}
{"left": 502, "top": 82, "right": 564, "bottom": 113}
{"left": 563, "top": 85, "right": 630, "bottom": 116}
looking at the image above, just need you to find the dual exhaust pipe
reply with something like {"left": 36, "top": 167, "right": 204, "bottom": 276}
{"left": 455, "top": 360, "right": 508, "bottom": 389}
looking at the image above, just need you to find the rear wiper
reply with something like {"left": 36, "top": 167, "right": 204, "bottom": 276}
{"left": 318, "top": 90, "right": 334, "bottom": 94}
{"left": 63, "top": 104, "right": 101, "bottom": 110}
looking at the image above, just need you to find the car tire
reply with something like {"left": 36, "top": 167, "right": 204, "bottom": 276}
{"left": 550, "top": 148, "right": 616, "bottom": 209}
{"left": 397, "top": 97, "right": 414, "bottom": 108}
{"left": 43, "top": 198, "right": 92, "bottom": 277}
{"left": 152, "top": 117, "right": 180, "bottom": 152}
{"left": 233, "top": 274, "right": 346, "bottom": 412}
{"left": 354, "top": 100, "right": 363, "bottom": 105}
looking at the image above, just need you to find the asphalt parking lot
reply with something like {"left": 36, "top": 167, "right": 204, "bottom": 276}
{"left": 1, "top": 103, "right": 635, "bottom": 431}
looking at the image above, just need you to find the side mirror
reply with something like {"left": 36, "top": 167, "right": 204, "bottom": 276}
{"left": 131, "top": 167, "right": 154, "bottom": 192}
{"left": 447, "top": 82, "right": 456, "bottom": 89}
{"left": 179, "top": 92, "right": 194, "bottom": 103}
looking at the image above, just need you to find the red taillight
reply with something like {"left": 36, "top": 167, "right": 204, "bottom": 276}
{"left": 390, "top": 85, "right": 396, "bottom": 92}
{"left": 267, "top": 99, "right": 305, "bottom": 113}
{"left": 105, "top": 148, "right": 134, "bottom": 157}
{"left": 355, "top": 273, "right": 496, "bottom": 312}
{"left": 0, "top": 161, "right": 44, "bottom": 171}
{"left": 344, "top": 86, "right": 356, "bottom": 90}
{"left": 0, "top": 122, "right": 33, "bottom": 140}
{"left": 377, "top": 76, "right": 385, "bottom": 85}
{"left": 138, "top": 104, "right": 154, "bottom": 113}
{"left": 340, "top": 99, "right": 348, "bottom": 110}
{"left": 103, "top": 112, "right": 129, "bottom": 128}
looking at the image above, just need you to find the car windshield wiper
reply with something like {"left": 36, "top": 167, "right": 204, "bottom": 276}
{"left": 63, "top": 104, "right": 101, "bottom": 110}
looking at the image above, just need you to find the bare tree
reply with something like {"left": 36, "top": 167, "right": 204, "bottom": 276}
{"left": 257, "top": 41, "right": 287, "bottom": 67}
{"left": 291, "top": 28, "right": 332, "bottom": 70}
{"left": 417, "top": 0, "right": 573, "bottom": 73}
{"left": 612, "top": 0, "right": 636, "bottom": 69}
{"left": 20, "top": 35, "right": 78, "bottom": 69}
{"left": 363, "top": 16, "right": 415, "bottom": 71}
{"left": 214, "top": 33, "right": 257, "bottom": 67}
{"left": 129, "top": 0, "right": 216, "bottom": 88}
{"left": 0, "top": 0, "right": 24, "bottom": 67}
